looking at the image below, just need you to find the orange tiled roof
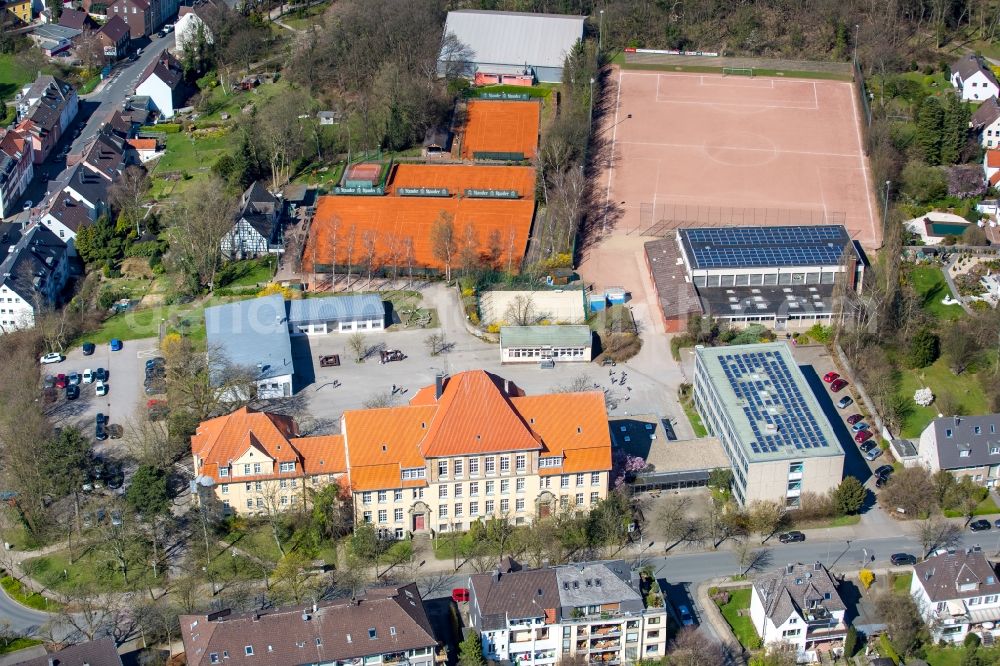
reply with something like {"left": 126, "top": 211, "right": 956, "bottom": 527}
{"left": 991, "top": 171, "right": 1000, "bottom": 187}
{"left": 512, "top": 393, "right": 613, "bottom": 473}
{"left": 127, "top": 138, "right": 157, "bottom": 150}
{"left": 461, "top": 100, "right": 540, "bottom": 159}
{"left": 988, "top": 150, "right": 1000, "bottom": 168}
{"left": 293, "top": 435, "right": 346, "bottom": 476}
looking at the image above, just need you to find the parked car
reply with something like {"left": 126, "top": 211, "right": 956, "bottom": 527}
{"left": 319, "top": 354, "right": 340, "bottom": 367}
{"left": 677, "top": 605, "right": 695, "bottom": 626}
{"left": 39, "top": 352, "right": 63, "bottom": 364}
{"left": 147, "top": 399, "right": 168, "bottom": 421}
{"left": 830, "top": 379, "right": 849, "bottom": 392}
{"left": 144, "top": 380, "right": 166, "bottom": 395}
{"left": 94, "top": 367, "right": 107, "bottom": 382}
{"left": 855, "top": 430, "right": 874, "bottom": 444}
{"left": 82, "top": 368, "right": 94, "bottom": 384}
{"left": 852, "top": 422, "right": 869, "bottom": 432}
{"left": 823, "top": 372, "right": 840, "bottom": 383}
{"left": 66, "top": 385, "right": 80, "bottom": 400}
{"left": 43, "top": 375, "right": 55, "bottom": 389}
{"left": 837, "top": 396, "right": 854, "bottom": 409}
{"left": 865, "top": 448, "right": 883, "bottom": 461}
{"left": 971, "top": 519, "right": 992, "bottom": 532}
{"left": 778, "top": 531, "right": 806, "bottom": 543}
{"left": 859, "top": 440, "right": 877, "bottom": 453}
{"left": 82, "top": 342, "right": 95, "bottom": 356}
{"left": 55, "top": 373, "right": 67, "bottom": 389}
{"left": 67, "top": 372, "right": 81, "bottom": 386}
{"left": 890, "top": 553, "right": 917, "bottom": 566}
{"left": 451, "top": 588, "right": 469, "bottom": 602}
{"left": 846, "top": 414, "right": 864, "bottom": 425}
{"left": 874, "top": 465, "right": 894, "bottom": 478}
{"left": 95, "top": 380, "right": 108, "bottom": 397}
{"left": 95, "top": 422, "right": 107, "bottom": 441}
{"left": 380, "top": 349, "right": 406, "bottom": 364}
{"left": 96, "top": 413, "right": 107, "bottom": 426}
{"left": 994, "top": 518, "right": 1000, "bottom": 529}
{"left": 110, "top": 339, "right": 123, "bottom": 352}
{"left": 145, "top": 357, "right": 165, "bottom": 370}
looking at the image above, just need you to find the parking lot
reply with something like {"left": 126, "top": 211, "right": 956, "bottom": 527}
{"left": 42, "top": 337, "right": 160, "bottom": 453}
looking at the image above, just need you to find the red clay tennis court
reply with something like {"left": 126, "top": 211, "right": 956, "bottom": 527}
{"left": 461, "top": 100, "right": 540, "bottom": 159}
{"left": 601, "top": 69, "right": 880, "bottom": 248}
{"left": 344, "top": 162, "right": 382, "bottom": 186}
{"left": 303, "top": 164, "right": 536, "bottom": 274}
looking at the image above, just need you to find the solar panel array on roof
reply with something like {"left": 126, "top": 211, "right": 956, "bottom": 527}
{"left": 719, "top": 349, "right": 830, "bottom": 455}
{"left": 681, "top": 226, "right": 850, "bottom": 269}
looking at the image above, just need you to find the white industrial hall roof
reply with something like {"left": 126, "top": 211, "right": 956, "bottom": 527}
{"left": 442, "top": 10, "right": 585, "bottom": 69}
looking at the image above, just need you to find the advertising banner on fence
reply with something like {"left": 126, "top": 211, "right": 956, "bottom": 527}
{"left": 476, "top": 91, "right": 531, "bottom": 101}
{"left": 397, "top": 188, "right": 450, "bottom": 197}
{"left": 334, "top": 186, "right": 385, "bottom": 196}
{"left": 624, "top": 48, "right": 720, "bottom": 57}
{"left": 464, "top": 189, "right": 520, "bottom": 199}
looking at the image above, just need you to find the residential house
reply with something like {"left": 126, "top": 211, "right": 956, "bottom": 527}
{"left": 58, "top": 7, "right": 95, "bottom": 29}
{"left": 126, "top": 137, "right": 159, "bottom": 162}
{"left": 180, "top": 584, "right": 439, "bottom": 666}
{"left": 916, "top": 414, "right": 1000, "bottom": 487}
{"left": 469, "top": 559, "right": 669, "bottom": 666}
{"left": 985, "top": 150, "right": 1000, "bottom": 188}
{"left": 694, "top": 343, "right": 845, "bottom": 507}
{"left": 175, "top": 4, "right": 212, "bottom": 56}
{"left": 95, "top": 14, "right": 130, "bottom": 60}
{"left": 41, "top": 194, "right": 95, "bottom": 244}
{"left": 190, "top": 406, "right": 345, "bottom": 515}
{"left": 2, "top": 0, "right": 31, "bottom": 24}
{"left": 951, "top": 55, "right": 1000, "bottom": 101}
{"left": 220, "top": 181, "right": 282, "bottom": 259}
{"left": 15, "top": 75, "right": 78, "bottom": 164}
{"left": 135, "top": 51, "right": 185, "bottom": 119}
{"left": 62, "top": 163, "right": 110, "bottom": 216}
{"left": 108, "top": 0, "right": 149, "bottom": 39}
{"left": 16, "top": 638, "right": 122, "bottom": 666}
{"left": 972, "top": 98, "right": 1000, "bottom": 149}
{"left": 0, "top": 222, "right": 71, "bottom": 333}
{"left": 189, "top": 367, "right": 611, "bottom": 524}
{"left": 104, "top": 108, "right": 137, "bottom": 140}
{"left": 0, "top": 129, "right": 34, "bottom": 218}
{"left": 911, "top": 547, "right": 1000, "bottom": 644}
{"left": 750, "top": 562, "right": 847, "bottom": 663}
{"left": 27, "top": 22, "right": 80, "bottom": 55}
{"left": 78, "top": 124, "right": 129, "bottom": 181}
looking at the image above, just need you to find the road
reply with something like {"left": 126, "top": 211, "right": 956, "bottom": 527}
{"left": 19, "top": 32, "right": 175, "bottom": 212}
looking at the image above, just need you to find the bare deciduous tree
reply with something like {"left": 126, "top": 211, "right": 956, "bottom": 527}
{"left": 109, "top": 165, "right": 151, "bottom": 236}
{"left": 165, "top": 177, "right": 238, "bottom": 292}
{"left": 504, "top": 294, "right": 538, "bottom": 326}
{"left": 430, "top": 211, "right": 457, "bottom": 282}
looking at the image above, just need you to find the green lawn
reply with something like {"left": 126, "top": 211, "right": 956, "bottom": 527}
{"left": 0, "top": 638, "right": 43, "bottom": 656}
{"left": 944, "top": 496, "right": 1000, "bottom": 518}
{"left": 682, "top": 401, "right": 708, "bottom": 438}
{"left": 908, "top": 266, "right": 965, "bottom": 321}
{"left": 891, "top": 572, "right": 912, "bottom": 594}
{"left": 897, "top": 356, "right": 990, "bottom": 437}
{"left": 281, "top": 2, "right": 328, "bottom": 30}
{"left": 24, "top": 545, "right": 159, "bottom": 595}
{"left": 791, "top": 513, "right": 861, "bottom": 529}
{"left": 471, "top": 83, "right": 556, "bottom": 98}
{"left": 0, "top": 575, "right": 62, "bottom": 612}
{"left": 153, "top": 130, "right": 231, "bottom": 175}
{"left": 219, "top": 258, "right": 276, "bottom": 288}
{"left": 715, "top": 588, "right": 758, "bottom": 649}
{"left": 924, "top": 645, "right": 970, "bottom": 666}
{"left": 0, "top": 53, "right": 38, "bottom": 103}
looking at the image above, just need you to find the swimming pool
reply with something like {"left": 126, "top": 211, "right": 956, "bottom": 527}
{"left": 929, "top": 221, "right": 971, "bottom": 236}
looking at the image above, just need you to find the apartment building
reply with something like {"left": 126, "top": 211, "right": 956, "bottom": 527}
{"left": 0, "top": 222, "right": 71, "bottom": 333}
{"left": 0, "top": 129, "right": 34, "bottom": 219}
{"left": 693, "top": 343, "right": 845, "bottom": 507}
{"left": 345, "top": 370, "right": 611, "bottom": 536}
{"left": 468, "top": 559, "right": 669, "bottom": 666}
{"left": 180, "top": 584, "right": 439, "bottom": 666}
{"left": 750, "top": 562, "right": 847, "bottom": 662}
{"left": 911, "top": 547, "right": 1000, "bottom": 644}
{"left": 192, "top": 370, "right": 612, "bottom": 526}
{"left": 915, "top": 414, "right": 1000, "bottom": 488}
{"left": 15, "top": 75, "right": 79, "bottom": 164}
{"left": 191, "top": 407, "right": 346, "bottom": 515}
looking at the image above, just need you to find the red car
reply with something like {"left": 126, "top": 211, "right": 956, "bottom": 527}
{"left": 846, "top": 413, "right": 864, "bottom": 425}
{"left": 452, "top": 588, "right": 469, "bottom": 602}
{"left": 855, "top": 430, "right": 874, "bottom": 444}
{"left": 823, "top": 372, "right": 840, "bottom": 383}
{"left": 55, "top": 373, "right": 67, "bottom": 389}
{"left": 830, "top": 379, "right": 849, "bottom": 392}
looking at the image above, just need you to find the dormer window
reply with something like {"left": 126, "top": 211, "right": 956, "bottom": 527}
{"left": 976, "top": 426, "right": 982, "bottom": 434}
{"left": 947, "top": 429, "right": 954, "bottom": 438}
{"left": 219, "top": 467, "right": 229, "bottom": 477}
{"left": 960, "top": 450, "right": 971, "bottom": 458}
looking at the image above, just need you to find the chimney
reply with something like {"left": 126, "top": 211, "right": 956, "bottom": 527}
{"left": 302, "top": 611, "right": 311, "bottom": 621}
{"left": 785, "top": 563, "right": 794, "bottom": 574}
{"left": 435, "top": 373, "right": 445, "bottom": 400}
{"left": 814, "top": 562, "right": 822, "bottom": 571}
{"left": 504, "top": 378, "right": 510, "bottom": 395}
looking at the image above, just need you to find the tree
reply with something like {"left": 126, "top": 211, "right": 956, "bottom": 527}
{"left": 362, "top": 230, "right": 379, "bottom": 289}
{"left": 430, "top": 211, "right": 457, "bottom": 281}
{"left": 273, "top": 551, "right": 319, "bottom": 604}
{"left": 126, "top": 465, "right": 170, "bottom": 517}
{"left": 487, "top": 229, "right": 504, "bottom": 269}
{"left": 349, "top": 523, "right": 395, "bottom": 578}
{"left": 833, "top": 477, "right": 866, "bottom": 515}
{"left": 348, "top": 332, "right": 366, "bottom": 362}
{"left": 844, "top": 625, "right": 858, "bottom": 659}
{"left": 746, "top": 500, "right": 786, "bottom": 543}
{"left": 748, "top": 644, "right": 798, "bottom": 666}
{"left": 424, "top": 332, "right": 446, "bottom": 356}
{"left": 735, "top": 540, "right": 772, "bottom": 576}
{"left": 918, "top": 517, "right": 962, "bottom": 557}
{"left": 962, "top": 225, "right": 990, "bottom": 247}
{"left": 458, "top": 223, "right": 481, "bottom": 275}
{"left": 666, "top": 626, "right": 727, "bottom": 666}
{"left": 109, "top": 165, "right": 151, "bottom": 236}
{"left": 656, "top": 497, "right": 702, "bottom": 551}
{"left": 363, "top": 391, "right": 397, "bottom": 409}
{"left": 708, "top": 468, "right": 734, "bottom": 491}
{"left": 504, "top": 294, "right": 538, "bottom": 326}
{"left": 458, "top": 630, "right": 486, "bottom": 666}
{"left": 74, "top": 214, "right": 126, "bottom": 271}
{"left": 874, "top": 589, "right": 928, "bottom": 657}
{"left": 164, "top": 177, "right": 238, "bottom": 293}
{"left": 942, "top": 322, "right": 981, "bottom": 374}
{"left": 880, "top": 466, "right": 936, "bottom": 517}
{"left": 907, "top": 328, "right": 940, "bottom": 368}
{"left": 900, "top": 160, "right": 947, "bottom": 203}
{"left": 915, "top": 96, "right": 945, "bottom": 165}
{"left": 940, "top": 95, "right": 972, "bottom": 165}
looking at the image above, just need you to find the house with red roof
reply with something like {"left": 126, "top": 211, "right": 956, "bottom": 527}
{"left": 0, "top": 129, "right": 34, "bottom": 218}
{"left": 984, "top": 149, "right": 1000, "bottom": 187}
{"left": 191, "top": 370, "right": 612, "bottom": 529}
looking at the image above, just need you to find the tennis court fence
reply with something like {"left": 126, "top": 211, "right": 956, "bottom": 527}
{"left": 631, "top": 203, "right": 847, "bottom": 235}
{"left": 623, "top": 53, "right": 853, "bottom": 77}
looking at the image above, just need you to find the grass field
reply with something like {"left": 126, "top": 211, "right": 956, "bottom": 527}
{"left": 25, "top": 545, "right": 158, "bottom": 595}
{"left": 715, "top": 588, "right": 758, "bottom": 649}
{"left": 897, "top": 356, "right": 990, "bottom": 437}
{"left": 909, "top": 265, "right": 965, "bottom": 321}
{"left": 0, "top": 575, "right": 62, "bottom": 612}
{"left": 891, "top": 572, "right": 913, "bottom": 594}
{"left": 282, "top": 2, "right": 328, "bottom": 30}
{"left": 0, "top": 638, "right": 43, "bottom": 656}
{"left": 0, "top": 54, "right": 38, "bottom": 103}
{"left": 944, "top": 496, "right": 1000, "bottom": 518}
{"left": 471, "top": 83, "right": 556, "bottom": 99}
{"left": 219, "top": 258, "right": 276, "bottom": 288}
{"left": 153, "top": 130, "right": 231, "bottom": 175}
{"left": 682, "top": 401, "right": 708, "bottom": 437}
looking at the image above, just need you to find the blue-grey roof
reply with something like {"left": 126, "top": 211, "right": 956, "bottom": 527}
{"left": 930, "top": 414, "right": 1000, "bottom": 471}
{"left": 204, "top": 295, "right": 293, "bottom": 381}
{"left": 679, "top": 225, "right": 853, "bottom": 270}
{"left": 441, "top": 10, "right": 584, "bottom": 69}
{"left": 286, "top": 294, "right": 385, "bottom": 324}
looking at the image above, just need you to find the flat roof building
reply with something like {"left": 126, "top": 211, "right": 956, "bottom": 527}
{"left": 693, "top": 343, "right": 844, "bottom": 507}
{"left": 439, "top": 10, "right": 585, "bottom": 84}
{"left": 645, "top": 225, "right": 864, "bottom": 333}
{"left": 287, "top": 294, "right": 385, "bottom": 335}
{"left": 611, "top": 415, "right": 730, "bottom": 491}
{"left": 499, "top": 325, "right": 591, "bottom": 364}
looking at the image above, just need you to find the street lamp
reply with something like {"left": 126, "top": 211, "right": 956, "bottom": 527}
{"left": 853, "top": 24, "right": 860, "bottom": 66}
{"left": 599, "top": 10, "right": 605, "bottom": 51}
{"left": 883, "top": 180, "right": 891, "bottom": 227}
{"left": 588, "top": 77, "right": 595, "bottom": 131}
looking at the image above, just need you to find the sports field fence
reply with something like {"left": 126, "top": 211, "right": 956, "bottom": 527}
{"left": 853, "top": 60, "right": 873, "bottom": 154}
{"left": 623, "top": 52, "right": 853, "bottom": 78}
{"left": 631, "top": 203, "right": 847, "bottom": 236}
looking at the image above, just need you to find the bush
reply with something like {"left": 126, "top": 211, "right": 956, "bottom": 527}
{"left": 807, "top": 323, "right": 833, "bottom": 343}
{"left": 964, "top": 632, "right": 982, "bottom": 649}
{"left": 152, "top": 123, "right": 182, "bottom": 133}
{"left": 98, "top": 288, "right": 129, "bottom": 310}
{"left": 859, "top": 568, "right": 875, "bottom": 589}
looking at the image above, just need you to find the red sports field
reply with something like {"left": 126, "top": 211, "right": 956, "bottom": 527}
{"left": 601, "top": 70, "right": 880, "bottom": 247}
{"left": 462, "top": 100, "right": 540, "bottom": 159}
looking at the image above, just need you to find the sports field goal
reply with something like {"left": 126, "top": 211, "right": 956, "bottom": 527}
{"left": 722, "top": 67, "right": 754, "bottom": 77}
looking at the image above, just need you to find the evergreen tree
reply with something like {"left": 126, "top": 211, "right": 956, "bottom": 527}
{"left": 915, "top": 96, "right": 945, "bottom": 165}
{"left": 940, "top": 95, "right": 971, "bottom": 165}
{"left": 458, "top": 631, "right": 485, "bottom": 666}
{"left": 907, "top": 328, "right": 940, "bottom": 368}
{"left": 126, "top": 465, "right": 170, "bottom": 517}
{"left": 844, "top": 626, "right": 858, "bottom": 659}
{"left": 833, "top": 477, "right": 866, "bottom": 516}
